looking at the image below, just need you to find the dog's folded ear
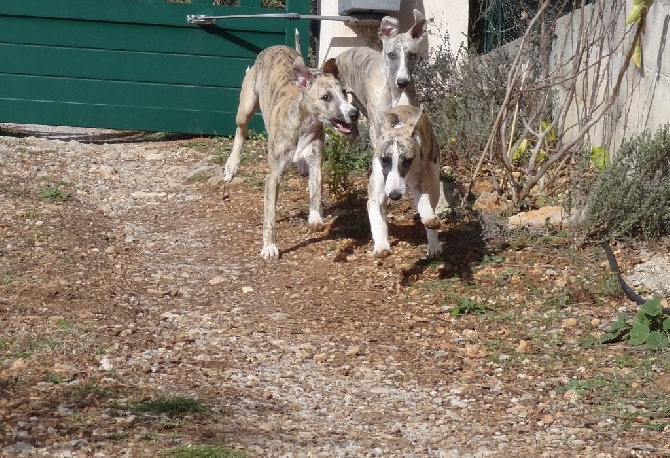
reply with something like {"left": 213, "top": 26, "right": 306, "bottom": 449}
{"left": 293, "top": 56, "right": 315, "bottom": 89}
{"left": 410, "top": 9, "right": 427, "bottom": 41}
{"left": 321, "top": 58, "right": 339, "bottom": 79}
{"left": 384, "top": 112, "right": 402, "bottom": 130}
{"left": 380, "top": 16, "right": 399, "bottom": 39}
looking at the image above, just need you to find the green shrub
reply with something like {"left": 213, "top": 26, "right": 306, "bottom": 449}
{"left": 583, "top": 124, "right": 670, "bottom": 239}
{"left": 323, "top": 126, "right": 372, "bottom": 203}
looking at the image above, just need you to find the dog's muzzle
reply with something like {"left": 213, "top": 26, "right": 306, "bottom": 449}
{"left": 332, "top": 108, "right": 359, "bottom": 135}
{"left": 396, "top": 78, "right": 410, "bottom": 89}
{"left": 388, "top": 190, "right": 403, "bottom": 201}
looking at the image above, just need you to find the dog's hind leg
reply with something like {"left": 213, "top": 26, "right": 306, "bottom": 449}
{"left": 224, "top": 68, "right": 258, "bottom": 182}
{"left": 261, "top": 149, "right": 293, "bottom": 259}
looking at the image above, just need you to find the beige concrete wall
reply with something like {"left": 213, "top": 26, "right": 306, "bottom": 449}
{"left": 551, "top": 0, "right": 670, "bottom": 155}
{"left": 316, "top": 0, "right": 468, "bottom": 65}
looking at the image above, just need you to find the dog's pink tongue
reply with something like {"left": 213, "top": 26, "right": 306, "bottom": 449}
{"left": 335, "top": 122, "right": 352, "bottom": 134}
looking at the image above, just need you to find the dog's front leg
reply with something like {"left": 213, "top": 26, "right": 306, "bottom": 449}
{"left": 367, "top": 160, "right": 391, "bottom": 258}
{"left": 411, "top": 173, "right": 442, "bottom": 257}
{"left": 305, "top": 138, "right": 326, "bottom": 232}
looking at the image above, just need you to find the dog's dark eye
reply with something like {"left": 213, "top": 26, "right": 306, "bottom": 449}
{"left": 402, "top": 157, "right": 413, "bottom": 167}
{"left": 388, "top": 52, "right": 396, "bottom": 60}
{"left": 408, "top": 52, "right": 418, "bottom": 60}
{"left": 321, "top": 93, "right": 332, "bottom": 102}
{"left": 380, "top": 156, "right": 392, "bottom": 167}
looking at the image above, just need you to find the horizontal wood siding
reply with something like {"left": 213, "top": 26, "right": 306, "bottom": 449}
{"left": 0, "top": 0, "right": 310, "bottom": 135}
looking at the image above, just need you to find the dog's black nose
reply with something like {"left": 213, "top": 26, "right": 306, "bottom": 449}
{"left": 388, "top": 190, "right": 402, "bottom": 201}
{"left": 396, "top": 78, "right": 409, "bottom": 89}
{"left": 349, "top": 108, "right": 360, "bottom": 122}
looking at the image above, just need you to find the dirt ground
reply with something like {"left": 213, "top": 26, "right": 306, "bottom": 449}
{"left": 1, "top": 124, "right": 669, "bottom": 457}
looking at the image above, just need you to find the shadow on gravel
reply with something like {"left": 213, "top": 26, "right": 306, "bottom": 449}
{"left": 0, "top": 124, "right": 200, "bottom": 144}
{"left": 399, "top": 218, "right": 491, "bottom": 285}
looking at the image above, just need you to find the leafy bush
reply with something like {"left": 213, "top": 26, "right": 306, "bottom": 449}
{"left": 582, "top": 124, "right": 670, "bottom": 239}
{"left": 323, "top": 126, "right": 372, "bottom": 203}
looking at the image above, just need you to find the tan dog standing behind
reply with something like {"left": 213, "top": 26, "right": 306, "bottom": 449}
{"left": 335, "top": 9, "right": 427, "bottom": 147}
{"left": 223, "top": 46, "right": 359, "bottom": 259}
{"left": 367, "top": 105, "right": 441, "bottom": 258}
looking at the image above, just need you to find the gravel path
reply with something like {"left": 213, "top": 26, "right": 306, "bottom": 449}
{"left": 1, "top": 124, "right": 668, "bottom": 457}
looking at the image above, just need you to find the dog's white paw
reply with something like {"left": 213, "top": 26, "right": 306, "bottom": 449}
{"left": 422, "top": 216, "right": 441, "bottom": 230}
{"left": 308, "top": 212, "right": 325, "bottom": 232}
{"left": 427, "top": 243, "right": 442, "bottom": 258}
{"left": 261, "top": 244, "right": 279, "bottom": 259}
{"left": 372, "top": 242, "right": 392, "bottom": 259}
{"left": 222, "top": 167, "right": 235, "bottom": 182}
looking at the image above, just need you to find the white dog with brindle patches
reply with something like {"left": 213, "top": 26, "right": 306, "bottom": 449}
{"left": 223, "top": 45, "right": 359, "bottom": 259}
{"left": 368, "top": 104, "right": 441, "bottom": 258}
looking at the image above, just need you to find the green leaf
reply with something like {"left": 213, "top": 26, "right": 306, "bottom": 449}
{"left": 663, "top": 317, "right": 670, "bottom": 331}
{"left": 629, "top": 322, "right": 650, "bottom": 345}
{"left": 646, "top": 331, "right": 668, "bottom": 349}
{"left": 610, "top": 313, "right": 630, "bottom": 332}
{"left": 513, "top": 138, "right": 529, "bottom": 160}
{"left": 600, "top": 314, "right": 631, "bottom": 344}
{"left": 626, "top": 4, "right": 645, "bottom": 25}
{"left": 640, "top": 297, "right": 662, "bottom": 317}
{"left": 590, "top": 146, "right": 610, "bottom": 170}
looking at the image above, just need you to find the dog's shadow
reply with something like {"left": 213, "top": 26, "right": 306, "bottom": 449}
{"left": 398, "top": 217, "right": 488, "bottom": 285}
{"left": 281, "top": 194, "right": 489, "bottom": 283}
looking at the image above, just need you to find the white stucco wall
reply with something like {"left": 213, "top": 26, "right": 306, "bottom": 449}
{"left": 316, "top": 0, "right": 468, "bottom": 65}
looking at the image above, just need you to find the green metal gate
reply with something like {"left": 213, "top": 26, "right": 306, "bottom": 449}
{"left": 0, "top": 0, "right": 310, "bottom": 135}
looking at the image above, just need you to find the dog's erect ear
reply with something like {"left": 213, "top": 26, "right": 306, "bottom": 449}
{"left": 410, "top": 9, "right": 427, "bottom": 42}
{"left": 384, "top": 112, "right": 402, "bottom": 130}
{"left": 322, "top": 57, "right": 339, "bottom": 79}
{"left": 380, "top": 16, "right": 399, "bottom": 40}
{"left": 293, "top": 56, "right": 314, "bottom": 89}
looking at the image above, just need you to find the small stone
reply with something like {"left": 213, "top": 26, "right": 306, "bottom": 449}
{"left": 591, "top": 318, "right": 600, "bottom": 326}
{"left": 370, "top": 387, "right": 391, "bottom": 394}
{"left": 345, "top": 346, "right": 361, "bottom": 356}
{"left": 435, "top": 326, "right": 446, "bottom": 334}
{"left": 563, "top": 318, "right": 578, "bottom": 328}
{"left": 563, "top": 389, "right": 580, "bottom": 402}
{"left": 313, "top": 353, "right": 328, "bottom": 362}
{"left": 209, "top": 276, "right": 226, "bottom": 285}
{"left": 516, "top": 340, "right": 532, "bottom": 353}
{"left": 104, "top": 245, "right": 117, "bottom": 254}
{"left": 242, "top": 286, "right": 254, "bottom": 293}
{"left": 259, "top": 422, "right": 275, "bottom": 432}
{"left": 98, "top": 356, "right": 113, "bottom": 371}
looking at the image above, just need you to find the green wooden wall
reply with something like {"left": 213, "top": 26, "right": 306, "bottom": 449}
{"left": 0, "top": 0, "right": 310, "bottom": 135}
